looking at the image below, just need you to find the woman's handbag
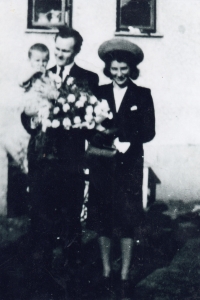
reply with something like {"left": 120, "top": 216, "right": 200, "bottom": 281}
{"left": 85, "top": 129, "right": 118, "bottom": 161}
{"left": 85, "top": 143, "right": 117, "bottom": 159}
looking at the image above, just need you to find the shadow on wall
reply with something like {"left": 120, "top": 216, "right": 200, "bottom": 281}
{"left": 5, "top": 159, "right": 162, "bottom": 217}
{"left": 143, "top": 162, "right": 161, "bottom": 209}
{"left": 0, "top": 105, "right": 29, "bottom": 216}
{"left": 7, "top": 156, "right": 29, "bottom": 218}
{"left": 5, "top": 156, "right": 162, "bottom": 217}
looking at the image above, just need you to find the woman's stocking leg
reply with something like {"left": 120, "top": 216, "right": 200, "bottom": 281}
{"left": 98, "top": 236, "right": 111, "bottom": 277}
{"left": 120, "top": 237, "right": 133, "bottom": 280}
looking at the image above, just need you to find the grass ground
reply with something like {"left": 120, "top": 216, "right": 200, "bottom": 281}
{"left": 0, "top": 199, "right": 200, "bottom": 299}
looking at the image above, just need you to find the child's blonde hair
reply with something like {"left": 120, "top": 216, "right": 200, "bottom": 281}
{"left": 28, "top": 43, "right": 50, "bottom": 60}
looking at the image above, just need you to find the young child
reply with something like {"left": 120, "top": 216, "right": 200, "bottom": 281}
{"left": 20, "top": 43, "right": 59, "bottom": 132}
{"left": 20, "top": 43, "right": 50, "bottom": 115}
{"left": 20, "top": 43, "right": 49, "bottom": 88}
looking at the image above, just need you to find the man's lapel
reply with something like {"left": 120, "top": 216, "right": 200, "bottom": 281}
{"left": 60, "top": 63, "right": 78, "bottom": 85}
{"left": 69, "top": 63, "right": 79, "bottom": 77}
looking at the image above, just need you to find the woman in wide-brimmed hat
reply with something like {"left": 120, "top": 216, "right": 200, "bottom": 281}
{"left": 87, "top": 39, "right": 156, "bottom": 299}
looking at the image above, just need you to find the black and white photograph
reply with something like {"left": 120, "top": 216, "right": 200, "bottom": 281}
{"left": 0, "top": 1, "right": 200, "bottom": 299}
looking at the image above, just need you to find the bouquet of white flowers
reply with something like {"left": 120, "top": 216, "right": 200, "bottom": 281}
{"left": 28, "top": 74, "right": 114, "bottom": 161}
{"left": 38, "top": 75, "right": 113, "bottom": 133}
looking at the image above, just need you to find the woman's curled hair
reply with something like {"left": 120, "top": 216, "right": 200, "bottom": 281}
{"left": 103, "top": 50, "right": 140, "bottom": 80}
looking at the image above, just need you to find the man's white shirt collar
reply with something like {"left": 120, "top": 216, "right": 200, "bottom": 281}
{"left": 56, "top": 62, "right": 75, "bottom": 81}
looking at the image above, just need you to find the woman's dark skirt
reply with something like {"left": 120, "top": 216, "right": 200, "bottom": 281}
{"left": 86, "top": 153, "right": 144, "bottom": 239}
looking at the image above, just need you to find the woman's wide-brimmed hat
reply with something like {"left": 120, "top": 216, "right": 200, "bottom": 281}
{"left": 98, "top": 38, "right": 144, "bottom": 65}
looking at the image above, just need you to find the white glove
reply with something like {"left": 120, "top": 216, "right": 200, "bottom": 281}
{"left": 114, "top": 138, "right": 130, "bottom": 153}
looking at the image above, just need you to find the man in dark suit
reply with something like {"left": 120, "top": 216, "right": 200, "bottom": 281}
{"left": 21, "top": 27, "right": 99, "bottom": 298}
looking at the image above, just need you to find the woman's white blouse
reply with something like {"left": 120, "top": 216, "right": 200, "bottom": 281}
{"left": 113, "top": 84, "right": 128, "bottom": 112}
{"left": 113, "top": 83, "right": 130, "bottom": 153}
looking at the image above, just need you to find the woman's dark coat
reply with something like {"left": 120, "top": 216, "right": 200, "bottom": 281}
{"left": 87, "top": 79, "right": 155, "bottom": 237}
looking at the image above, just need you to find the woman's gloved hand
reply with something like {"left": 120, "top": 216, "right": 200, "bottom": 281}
{"left": 114, "top": 137, "right": 130, "bottom": 153}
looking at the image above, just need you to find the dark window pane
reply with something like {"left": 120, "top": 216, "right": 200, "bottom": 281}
{"left": 120, "top": 0, "right": 151, "bottom": 27}
{"left": 27, "top": 0, "right": 72, "bottom": 29}
{"left": 34, "top": 0, "right": 62, "bottom": 13}
{"left": 34, "top": 0, "right": 62, "bottom": 24}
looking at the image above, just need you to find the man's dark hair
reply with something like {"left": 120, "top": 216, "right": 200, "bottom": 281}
{"left": 28, "top": 43, "right": 50, "bottom": 59}
{"left": 55, "top": 27, "right": 83, "bottom": 54}
{"left": 103, "top": 50, "right": 139, "bottom": 80}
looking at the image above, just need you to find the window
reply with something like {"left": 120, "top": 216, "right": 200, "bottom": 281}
{"left": 116, "top": 0, "right": 156, "bottom": 33}
{"left": 27, "top": 0, "right": 72, "bottom": 30}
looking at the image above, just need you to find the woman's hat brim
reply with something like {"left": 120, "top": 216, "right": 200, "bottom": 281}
{"left": 98, "top": 39, "right": 144, "bottom": 64}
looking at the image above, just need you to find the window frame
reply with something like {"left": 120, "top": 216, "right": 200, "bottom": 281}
{"left": 27, "top": 0, "right": 72, "bottom": 31}
{"left": 116, "top": 0, "right": 156, "bottom": 33}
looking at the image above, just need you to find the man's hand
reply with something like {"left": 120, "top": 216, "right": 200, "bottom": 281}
{"left": 114, "top": 138, "right": 130, "bottom": 153}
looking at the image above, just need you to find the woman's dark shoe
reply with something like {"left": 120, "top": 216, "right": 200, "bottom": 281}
{"left": 120, "top": 280, "right": 132, "bottom": 300}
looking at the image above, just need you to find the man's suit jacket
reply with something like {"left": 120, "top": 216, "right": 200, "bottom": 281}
{"left": 49, "top": 63, "right": 99, "bottom": 95}
{"left": 98, "top": 79, "right": 156, "bottom": 162}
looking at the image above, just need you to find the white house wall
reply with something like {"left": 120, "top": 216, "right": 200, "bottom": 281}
{"left": 0, "top": 0, "right": 200, "bottom": 202}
